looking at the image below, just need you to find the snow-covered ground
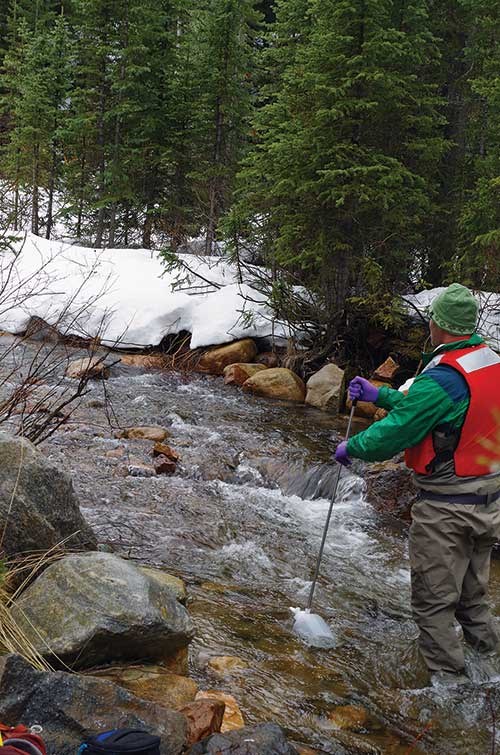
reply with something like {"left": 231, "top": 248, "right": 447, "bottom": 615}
{"left": 0, "top": 233, "right": 291, "bottom": 349}
{"left": 405, "top": 288, "right": 500, "bottom": 351}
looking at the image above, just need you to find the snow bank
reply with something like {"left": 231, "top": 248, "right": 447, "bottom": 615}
{"left": 0, "top": 233, "right": 290, "bottom": 349}
{"left": 404, "top": 288, "right": 500, "bottom": 351}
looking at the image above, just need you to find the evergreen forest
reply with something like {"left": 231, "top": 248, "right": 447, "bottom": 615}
{"left": 0, "top": 0, "right": 499, "bottom": 354}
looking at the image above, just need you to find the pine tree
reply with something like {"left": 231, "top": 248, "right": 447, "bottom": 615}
{"left": 187, "top": 0, "right": 262, "bottom": 254}
{"left": 456, "top": 0, "right": 500, "bottom": 288}
{"left": 235, "top": 0, "right": 448, "bottom": 344}
{"left": 1, "top": 12, "right": 72, "bottom": 235}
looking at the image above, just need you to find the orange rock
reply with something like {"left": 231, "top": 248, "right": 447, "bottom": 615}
{"left": 372, "top": 356, "right": 400, "bottom": 383}
{"left": 152, "top": 442, "right": 180, "bottom": 461}
{"left": 197, "top": 339, "right": 258, "bottom": 375}
{"left": 223, "top": 363, "right": 267, "bottom": 386}
{"left": 195, "top": 690, "right": 245, "bottom": 732}
{"left": 242, "top": 368, "right": 306, "bottom": 403}
{"left": 180, "top": 699, "right": 225, "bottom": 746}
{"left": 120, "top": 353, "right": 168, "bottom": 369}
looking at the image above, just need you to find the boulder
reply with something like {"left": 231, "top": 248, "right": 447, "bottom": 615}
{"left": 0, "top": 655, "right": 187, "bottom": 755}
{"left": 364, "top": 457, "right": 417, "bottom": 521}
{"left": 180, "top": 700, "right": 225, "bottom": 747}
{"left": 187, "top": 723, "right": 299, "bottom": 754}
{"left": 138, "top": 568, "right": 187, "bottom": 604}
{"left": 10, "top": 552, "right": 195, "bottom": 669}
{"left": 0, "top": 432, "right": 96, "bottom": 559}
{"left": 116, "top": 426, "right": 170, "bottom": 442}
{"left": 197, "top": 339, "right": 257, "bottom": 375}
{"left": 305, "top": 363, "right": 345, "bottom": 413}
{"left": 195, "top": 690, "right": 244, "bottom": 732}
{"left": 91, "top": 666, "right": 198, "bottom": 709}
{"left": 242, "top": 368, "right": 306, "bottom": 403}
{"left": 223, "top": 363, "right": 267, "bottom": 387}
{"left": 65, "top": 355, "right": 113, "bottom": 379}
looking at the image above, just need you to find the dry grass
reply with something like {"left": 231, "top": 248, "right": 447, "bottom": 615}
{"left": 0, "top": 540, "right": 75, "bottom": 672}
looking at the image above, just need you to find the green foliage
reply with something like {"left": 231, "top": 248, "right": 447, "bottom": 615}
{"left": 453, "top": 0, "right": 500, "bottom": 289}
{"left": 234, "top": 0, "right": 449, "bottom": 351}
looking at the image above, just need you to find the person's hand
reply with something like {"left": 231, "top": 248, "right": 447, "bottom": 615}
{"left": 335, "top": 441, "right": 351, "bottom": 466}
{"left": 349, "top": 376, "right": 379, "bottom": 403}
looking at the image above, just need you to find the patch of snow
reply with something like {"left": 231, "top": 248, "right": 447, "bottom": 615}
{"left": 0, "top": 233, "right": 292, "bottom": 349}
{"left": 404, "top": 288, "right": 500, "bottom": 351}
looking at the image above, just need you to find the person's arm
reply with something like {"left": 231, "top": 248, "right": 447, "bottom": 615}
{"left": 375, "top": 384, "right": 407, "bottom": 411}
{"left": 346, "top": 374, "right": 454, "bottom": 462}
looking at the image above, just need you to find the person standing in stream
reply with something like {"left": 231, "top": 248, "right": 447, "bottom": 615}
{"left": 335, "top": 283, "right": 500, "bottom": 686}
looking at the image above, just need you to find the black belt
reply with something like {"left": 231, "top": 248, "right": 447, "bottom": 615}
{"left": 418, "top": 490, "right": 500, "bottom": 505}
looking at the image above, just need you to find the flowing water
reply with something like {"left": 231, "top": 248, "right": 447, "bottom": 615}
{"left": 14, "top": 344, "right": 500, "bottom": 754}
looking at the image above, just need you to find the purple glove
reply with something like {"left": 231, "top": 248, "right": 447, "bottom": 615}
{"left": 349, "top": 376, "right": 379, "bottom": 403}
{"left": 335, "top": 440, "right": 351, "bottom": 466}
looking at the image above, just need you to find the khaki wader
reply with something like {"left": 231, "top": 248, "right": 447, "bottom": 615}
{"left": 409, "top": 496, "right": 500, "bottom": 673}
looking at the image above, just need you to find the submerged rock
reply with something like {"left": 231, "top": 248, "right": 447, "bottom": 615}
{"left": 187, "top": 723, "right": 299, "bottom": 754}
{"left": 0, "top": 432, "right": 96, "bottom": 559}
{"left": 207, "top": 655, "right": 249, "bottom": 675}
{"left": 197, "top": 339, "right": 258, "bottom": 375}
{"left": 364, "top": 458, "right": 417, "bottom": 521}
{"left": 305, "top": 363, "right": 345, "bottom": 413}
{"left": 65, "top": 355, "right": 113, "bottom": 379}
{"left": 328, "top": 704, "right": 368, "bottom": 731}
{"left": 91, "top": 665, "right": 198, "bottom": 709}
{"left": 11, "top": 552, "right": 195, "bottom": 669}
{"left": 242, "top": 368, "right": 306, "bottom": 403}
{"left": 0, "top": 654, "right": 187, "bottom": 755}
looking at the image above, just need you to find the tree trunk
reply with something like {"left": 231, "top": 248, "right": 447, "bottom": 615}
{"left": 46, "top": 139, "right": 57, "bottom": 239}
{"left": 95, "top": 59, "right": 107, "bottom": 248}
{"left": 31, "top": 142, "right": 40, "bottom": 235}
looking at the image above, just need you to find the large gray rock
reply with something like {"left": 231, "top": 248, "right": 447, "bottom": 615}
{"left": 0, "top": 654, "right": 187, "bottom": 755}
{"left": 305, "top": 363, "right": 345, "bottom": 413}
{"left": 11, "top": 552, "right": 195, "bottom": 669}
{"left": 0, "top": 432, "right": 96, "bottom": 558}
{"left": 188, "top": 723, "right": 299, "bottom": 754}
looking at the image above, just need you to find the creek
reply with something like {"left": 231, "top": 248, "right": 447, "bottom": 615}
{"left": 35, "top": 354, "right": 500, "bottom": 754}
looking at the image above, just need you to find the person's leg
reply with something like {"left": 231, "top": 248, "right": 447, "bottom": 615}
{"left": 456, "top": 503, "right": 500, "bottom": 653}
{"left": 409, "top": 499, "right": 471, "bottom": 674}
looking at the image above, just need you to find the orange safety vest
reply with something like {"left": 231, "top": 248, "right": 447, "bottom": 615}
{"left": 405, "top": 344, "right": 500, "bottom": 476}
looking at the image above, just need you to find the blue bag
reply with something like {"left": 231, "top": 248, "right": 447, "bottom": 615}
{"left": 78, "top": 729, "right": 160, "bottom": 755}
